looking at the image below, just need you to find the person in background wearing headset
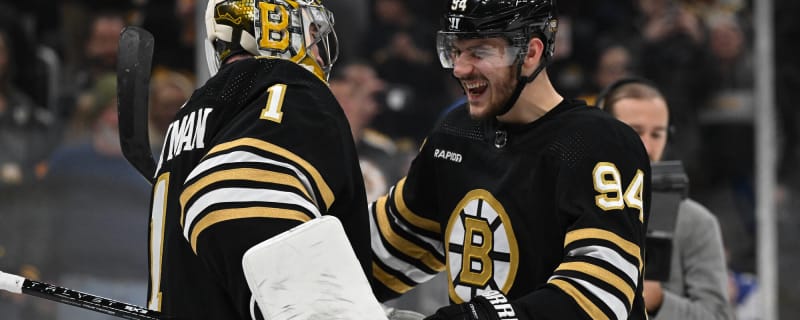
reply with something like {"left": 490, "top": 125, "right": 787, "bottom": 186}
{"left": 599, "top": 78, "right": 732, "bottom": 319}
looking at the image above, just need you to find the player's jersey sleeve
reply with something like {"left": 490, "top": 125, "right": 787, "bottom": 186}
{"left": 178, "top": 59, "right": 364, "bottom": 318}
{"left": 369, "top": 139, "right": 447, "bottom": 301}
{"left": 520, "top": 119, "right": 651, "bottom": 320}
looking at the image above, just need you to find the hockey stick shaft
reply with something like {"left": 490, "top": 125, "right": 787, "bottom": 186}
{"left": 0, "top": 270, "right": 167, "bottom": 320}
{"left": 117, "top": 26, "right": 157, "bottom": 184}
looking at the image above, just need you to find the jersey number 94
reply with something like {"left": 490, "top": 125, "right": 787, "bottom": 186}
{"left": 593, "top": 162, "right": 645, "bottom": 222}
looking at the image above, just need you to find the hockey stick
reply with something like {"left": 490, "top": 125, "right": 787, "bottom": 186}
{"left": 0, "top": 270, "right": 169, "bottom": 319}
{"left": 117, "top": 26, "right": 157, "bottom": 184}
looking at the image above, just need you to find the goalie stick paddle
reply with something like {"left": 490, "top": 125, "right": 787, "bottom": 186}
{"left": 0, "top": 270, "right": 172, "bottom": 320}
{"left": 117, "top": 26, "right": 157, "bottom": 184}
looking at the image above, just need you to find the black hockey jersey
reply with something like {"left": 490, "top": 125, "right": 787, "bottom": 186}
{"left": 147, "top": 57, "right": 371, "bottom": 319}
{"left": 371, "top": 99, "right": 651, "bottom": 319}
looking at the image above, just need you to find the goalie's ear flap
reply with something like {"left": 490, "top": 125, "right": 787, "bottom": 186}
{"left": 242, "top": 216, "right": 389, "bottom": 320}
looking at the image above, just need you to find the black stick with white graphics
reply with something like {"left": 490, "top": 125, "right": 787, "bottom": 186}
{"left": 0, "top": 270, "right": 173, "bottom": 320}
{"left": 117, "top": 25, "right": 157, "bottom": 184}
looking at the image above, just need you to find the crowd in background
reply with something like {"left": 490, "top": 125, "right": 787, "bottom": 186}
{"left": 0, "top": 0, "right": 798, "bottom": 319}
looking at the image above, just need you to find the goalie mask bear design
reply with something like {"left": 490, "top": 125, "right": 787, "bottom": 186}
{"left": 205, "top": 0, "right": 338, "bottom": 81}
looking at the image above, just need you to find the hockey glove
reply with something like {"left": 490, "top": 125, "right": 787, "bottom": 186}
{"left": 424, "top": 290, "right": 527, "bottom": 320}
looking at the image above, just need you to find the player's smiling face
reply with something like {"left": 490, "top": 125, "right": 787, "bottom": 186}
{"left": 451, "top": 37, "right": 517, "bottom": 120}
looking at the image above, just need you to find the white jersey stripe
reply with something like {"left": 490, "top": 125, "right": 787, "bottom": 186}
{"left": 183, "top": 187, "right": 321, "bottom": 240}
{"left": 369, "top": 203, "right": 438, "bottom": 283}
{"left": 187, "top": 150, "right": 318, "bottom": 207}
{"left": 384, "top": 186, "right": 446, "bottom": 256}
{"left": 567, "top": 245, "right": 639, "bottom": 285}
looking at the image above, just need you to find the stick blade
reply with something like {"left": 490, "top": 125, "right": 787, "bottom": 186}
{"left": 117, "top": 26, "right": 156, "bottom": 184}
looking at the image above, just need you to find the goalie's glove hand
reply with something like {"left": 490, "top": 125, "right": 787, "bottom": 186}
{"left": 424, "top": 290, "right": 527, "bottom": 320}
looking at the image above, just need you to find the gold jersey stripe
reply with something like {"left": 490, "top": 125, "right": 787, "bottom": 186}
{"left": 207, "top": 137, "right": 334, "bottom": 210}
{"left": 550, "top": 278, "right": 609, "bottom": 320}
{"left": 179, "top": 167, "right": 312, "bottom": 226}
{"left": 555, "top": 261, "right": 635, "bottom": 305}
{"left": 564, "top": 228, "right": 642, "bottom": 272}
{"left": 373, "top": 262, "right": 413, "bottom": 294}
{"left": 393, "top": 178, "right": 440, "bottom": 233}
{"left": 376, "top": 196, "right": 445, "bottom": 271}
{"left": 190, "top": 207, "right": 311, "bottom": 253}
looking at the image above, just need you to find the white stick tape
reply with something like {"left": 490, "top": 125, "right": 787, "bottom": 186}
{"left": 0, "top": 270, "right": 25, "bottom": 293}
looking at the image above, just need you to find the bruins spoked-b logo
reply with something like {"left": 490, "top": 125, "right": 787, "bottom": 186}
{"left": 445, "top": 189, "right": 519, "bottom": 303}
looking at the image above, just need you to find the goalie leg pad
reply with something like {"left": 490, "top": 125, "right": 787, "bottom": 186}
{"left": 242, "top": 216, "right": 388, "bottom": 320}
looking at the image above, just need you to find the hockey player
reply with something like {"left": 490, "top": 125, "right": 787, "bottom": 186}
{"left": 145, "top": 0, "right": 374, "bottom": 318}
{"left": 369, "top": 0, "right": 652, "bottom": 319}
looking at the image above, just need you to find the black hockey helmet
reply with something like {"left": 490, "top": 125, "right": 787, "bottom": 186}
{"left": 437, "top": 0, "right": 557, "bottom": 68}
{"left": 437, "top": 0, "right": 558, "bottom": 116}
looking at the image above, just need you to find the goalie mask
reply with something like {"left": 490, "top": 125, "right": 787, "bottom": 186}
{"left": 205, "top": 0, "right": 339, "bottom": 81}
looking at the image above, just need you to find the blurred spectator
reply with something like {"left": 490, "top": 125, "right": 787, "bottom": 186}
{"left": 148, "top": 67, "right": 195, "bottom": 149}
{"left": 82, "top": 12, "right": 127, "bottom": 87}
{"left": 639, "top": 0, "right": 705, "bottom": 45}
{"left": 330, "top": 61, "right": 410, "bottom": 202}
{"left": 0, "top": 27, "right": 59, "bottom": 186}
{"left": 3, "top": 1, "right": 61, "bottom": 49}
{"left": 553, "top": 1, "right": 640, "bottom": 98}
{"left": 365, "top": 0, "right": 452, "bottom": 143}
{"left": 62, "top": 68, "right": 118, "bottom": 143}
{"left": 366, "top": 0, "right": 434, "bottom": 71}
{"left": 579, "top": 41, "right": 637, "bottom": 106}
{"left": 60, "top": 8, "right": 127, "bottom": 122}
{"left": 43, "top": 73, "right": 150, "bottom": 320}
{"left": 593, "top": 44, "right": 635, "bottom": 95}
{"left": 0, "top": 3, "right": 58, "bottom": 110}
{"left": 59, "top": 1, "right": 136, "bottom": 72}
{"left": 636, "top": 0, "right": 716, "bottom": 180}
{"left": 706, "top": 12, "right": 752, "bottom": 91}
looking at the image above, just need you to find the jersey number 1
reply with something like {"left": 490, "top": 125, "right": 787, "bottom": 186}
{"left": 261, "top": 84, "right": 287, "bottom": 123}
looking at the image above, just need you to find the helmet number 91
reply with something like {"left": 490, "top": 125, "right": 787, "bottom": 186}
{"left": 593, "top": 162, "right": 644, "bottom": 223}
